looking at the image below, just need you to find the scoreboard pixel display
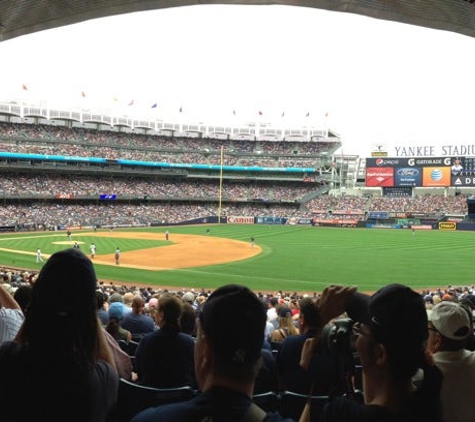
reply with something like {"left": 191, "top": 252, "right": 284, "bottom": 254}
{"left": 365, "top": 157, "right": 475, "bottom": 187}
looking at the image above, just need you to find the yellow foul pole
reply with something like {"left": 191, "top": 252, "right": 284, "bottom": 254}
{"left": 218, "top": 145, "right": 224, "bottom": 223}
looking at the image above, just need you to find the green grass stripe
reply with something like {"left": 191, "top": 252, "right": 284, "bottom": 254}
{"left": 0, "top": 225, "right": 471, "bottom": 292}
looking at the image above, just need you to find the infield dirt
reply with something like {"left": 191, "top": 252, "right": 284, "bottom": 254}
{"left": 88, "top": 231, "right": 262, "bottom": 271}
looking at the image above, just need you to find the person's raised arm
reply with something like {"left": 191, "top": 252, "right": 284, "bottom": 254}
{"left": 300, "top": 285, "right": 356, "bottom": 370}
{"left": 0, "top": 283, "right": 21, "bottom": 310}
{"left": 298, "top": 285, "right": 357, "bottom": 422}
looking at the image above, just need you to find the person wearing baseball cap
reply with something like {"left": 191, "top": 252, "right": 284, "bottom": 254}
{"left": 300, "top": 284, "right": 443, "bottom": 422}
{"left": 132, "top": 284, "right": 294, "bottom": 422}
{"left": 427, "top": 300, "right": 475, "bottom": 422}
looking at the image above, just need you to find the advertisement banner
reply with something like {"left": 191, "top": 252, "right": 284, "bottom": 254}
{"left": 313, "top": 219, "right": 359, "bottom": 226}
{"left": 412, "top": 225, "right": 433, "bottom": 230}
{"left": 287, "top": 218, "right": 313, "bottom": 225}
{"left": 256, "top": 216, "right": 285, "bottom": 225}
{"left": 394, "top": 167, "right": 422, "bottom": 187}
{"left": 227, "top": 216, "right": 254, "bottom": 224}
{"left": 365, "top": 156, "right": 468, "bottom": 187}
{"left": 368, "top": 212, "right": 388, "bottom": 219}
{"left": 422, "top": 167, "right": 451, "bottom": 187}
{"left": 452, "top": 175, "right": 475, "bottom": 187}
{"left": 382, "top": 187, "right": 413, "bottom": 197}
{"left": 365, "top": 167, "right": 394, "bottom": 187}
{"left": 439, "top": 222, "right": 457, "bottom": 231}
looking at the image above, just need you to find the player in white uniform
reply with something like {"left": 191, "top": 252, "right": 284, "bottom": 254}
{"left": 90, "top": 243, "right": 96, "bottom": 259}
{"left": 36, "top": 248, "right": 44, "bottom": 263}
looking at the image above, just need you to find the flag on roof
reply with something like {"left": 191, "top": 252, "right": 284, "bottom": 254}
{"left": 22, "top": 84, "right": 28, "bottom": 91}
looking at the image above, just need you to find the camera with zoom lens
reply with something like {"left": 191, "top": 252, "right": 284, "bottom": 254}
{"left": 320, "top": 318, "right": 355, "bottom": 354}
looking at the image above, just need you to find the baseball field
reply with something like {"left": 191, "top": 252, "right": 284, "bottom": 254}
{"left": 0, "top": 224, "right": 472, "bottom": 293}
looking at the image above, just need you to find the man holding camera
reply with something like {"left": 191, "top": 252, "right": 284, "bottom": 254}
{"left": 276, "top": 296, "right": 343, "bottom": 396}
{"left": 300, "top": 284, "right": 443, "bottom": 422}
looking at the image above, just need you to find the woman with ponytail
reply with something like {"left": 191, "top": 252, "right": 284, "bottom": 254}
{"left": 134, "top": 293, "right": 196, "bottom": 389}
{"left": 0, "top": 249, "right": 118, "bottom": 422}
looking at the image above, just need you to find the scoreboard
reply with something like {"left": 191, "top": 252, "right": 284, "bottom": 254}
{"left": 365, "top": 157, "right": 475, "bottom": 188}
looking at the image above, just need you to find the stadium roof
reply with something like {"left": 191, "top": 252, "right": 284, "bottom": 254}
{"left": 1, "top": 1, "right": 475, "bottom": 43}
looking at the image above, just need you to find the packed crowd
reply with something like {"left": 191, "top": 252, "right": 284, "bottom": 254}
{"left": 0, "top": 122, "right": 338, "bottom": 168}
{"left": 0, "top": 250, "right": 473, "bottom": 421}
{"left": 0, "top": 193, "right": 470, "bottom": 228}
{"left": 368, "top": 195, "right": 469, "bottom": 214}
{"left": 0, "top": 203, "right": 306, "bottom": 228}
{"left": 0, "top": 174, "right": 316, "bottom": 202}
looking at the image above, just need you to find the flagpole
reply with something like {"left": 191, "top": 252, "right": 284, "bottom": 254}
{"left": 218, "top": 145, "right": 224, "bottom": 224}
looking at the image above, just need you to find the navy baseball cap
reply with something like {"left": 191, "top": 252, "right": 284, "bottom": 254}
{"left": 346, "top": 284, "right": 428, "bottom": 358}
{"left": 199, "top": 284, "right": 266, "bottom": 367}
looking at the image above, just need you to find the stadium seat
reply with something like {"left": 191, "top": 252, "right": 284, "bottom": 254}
{"left": 117, "top": 378, "right": 196, "bottom": 422}
{"left": 269, "top": 341, "right": 282, "bottom": 352}
{"left": 118, "top": 339, "right": 128, "bottom": 352}
{"left": 252, "top": 391, "right": 280, "bottom": 413}
{"left": 279, "top": 390, "right": 329, "bottom": 422}
{"left": 118, "top": 340, "right": 139, "bottom": 356}
{"left": 131, "top": 333, "right": 146, "bottom": 343}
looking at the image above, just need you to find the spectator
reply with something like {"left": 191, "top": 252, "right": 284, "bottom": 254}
{"left": 134, "top": 293, "right": 195, "bottom": 388}
{"left": 132, "top": 284, "right": 293, "bottom": 422}
{"left": 102, "top": 328, "right": 133, "bottom": 381}
{"left": 146, "top": 297, "right": 159, "bottom": 320}
{"left": 425, "top": 301, "right": 475, "bottom": 422}
{"left": 106, "top": 302, "right": 132, "bottom": 343}
{"left": 96, "top": 290, "right": 109, "bottom": 326}
{"left": 0, "top": 248, "right": 118, "bottom": 421}
{"left": 301, "top": 284, "right": 443, "bottom": 422}
{"left": 108, "top": 292, "right": 124, "bottom": 304}
{"left": 13, "top": 284, "right": 32, "bottom": 315}
{"left": 0, "top": 283, "right": 24, "bottom": 345}
{"left": 264, "top": 318, "right": 275, "bottom": 343}
{"left": 123, "top": 292, "right": 135, "bottom": 313}
{"left": 277, "top": 297, "right": 340, "bottom": 395}
{"left": 267, "top": 297, "right": 279, "bottom": 324}
{"left": 254, "top": 348, "right": 280, "bottom": 394}
{"left": 182, "top": 291, "right": 196, "bottom": 308}
{"left": 270, "top": 307, "right": 299, "bottom": 342}
{"left": 180, "top": 302, "right": 197, "bottom": 337}
{"left": 459, "top": 295, "right": 475, "bottom": 351}
{"left": 121, "top": 296, "right": 156, "bottom": 341}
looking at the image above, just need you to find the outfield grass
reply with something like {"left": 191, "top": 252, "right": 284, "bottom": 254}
{"left": 0, "top": 225, "right": 472, "bottom": 293}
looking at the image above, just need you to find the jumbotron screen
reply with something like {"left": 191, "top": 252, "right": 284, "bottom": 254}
{"left": 365, "top": 157, "right": 475, "bottom": 188}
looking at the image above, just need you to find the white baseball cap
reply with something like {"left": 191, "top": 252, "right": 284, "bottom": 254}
{"left": 429, "top": 301, "right": 471, "bottom": 340}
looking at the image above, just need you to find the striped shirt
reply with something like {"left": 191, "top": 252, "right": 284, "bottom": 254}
{"left": 0, "top": 309, "right": 24, "bottom": 345}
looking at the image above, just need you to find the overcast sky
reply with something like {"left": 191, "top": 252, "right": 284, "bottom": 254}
{"left": 0, "top": 5, "right": 474, "bottom": 157}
